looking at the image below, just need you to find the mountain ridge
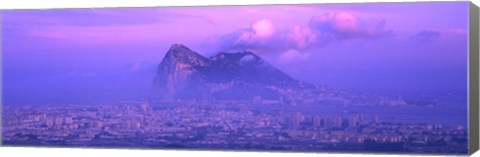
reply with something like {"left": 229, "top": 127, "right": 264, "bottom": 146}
{"left": 151, "top": 44, "right": 318, "bottom": 100}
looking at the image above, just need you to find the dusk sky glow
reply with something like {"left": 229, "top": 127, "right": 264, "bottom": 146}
{"left": 2, "top": 2, "right": 470, "bottom": 104}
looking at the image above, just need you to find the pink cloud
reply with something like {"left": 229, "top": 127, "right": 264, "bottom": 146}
{"left": 210, "top": 19, "right": 287, "bottom": 55}
{"left": 202, "top": 11, "right": 396, "bottom": 67}
{"left": 235, "top": 19, "right": 276, "bottom": 45}
{"left": 210, "top": 11, "right": 393, "bottom": 56}
{"left": 445, "top": 28, "right": 467, "bottom": 35}
{"left": 252, "top": 19, "right": 276, "bottom": 38}
{"left": 309, "top": 12, "right": 392, "bottom": 39}
{"left": 288, "top": 26, "right": 317, "bottom": 49}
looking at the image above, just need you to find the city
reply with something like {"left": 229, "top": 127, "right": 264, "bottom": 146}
{"left": 2, "top": 99, "right": 468, "bottom": 154}
{"left": 0, "top": 1, "right": 472, "bottom": 155}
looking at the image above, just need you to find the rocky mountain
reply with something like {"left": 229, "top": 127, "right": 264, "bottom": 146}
{"left": 151, "top": 44, "right": 319, "bottom": 100}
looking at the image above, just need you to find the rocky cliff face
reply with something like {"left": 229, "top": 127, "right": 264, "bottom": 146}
{"left": 151, "top": 44, "right": 316, "bottom": 100}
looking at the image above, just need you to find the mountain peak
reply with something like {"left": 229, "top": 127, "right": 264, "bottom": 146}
{"left": 163, "top": 44, "right": 209, "bottom": 66}
{"left": 169, "top": 43, "right": 190, "bottom": 50}
{"left": 166, "top": 44, "right": 195, "bottom": 56}
{"left": 152, "top": 44, "right": 309, "bottom": 100}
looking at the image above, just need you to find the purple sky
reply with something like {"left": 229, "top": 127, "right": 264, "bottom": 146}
{"left": 2, "top": 2, "right": 470, "bottom": 104}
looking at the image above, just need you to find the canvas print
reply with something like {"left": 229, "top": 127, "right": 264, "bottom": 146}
{"left": 1, "top": 2, "right": 472, "bottom": 154}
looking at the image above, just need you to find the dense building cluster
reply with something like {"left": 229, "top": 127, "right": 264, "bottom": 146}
{"left": 2, "top": 100, "right": 468, "bottom": 154}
